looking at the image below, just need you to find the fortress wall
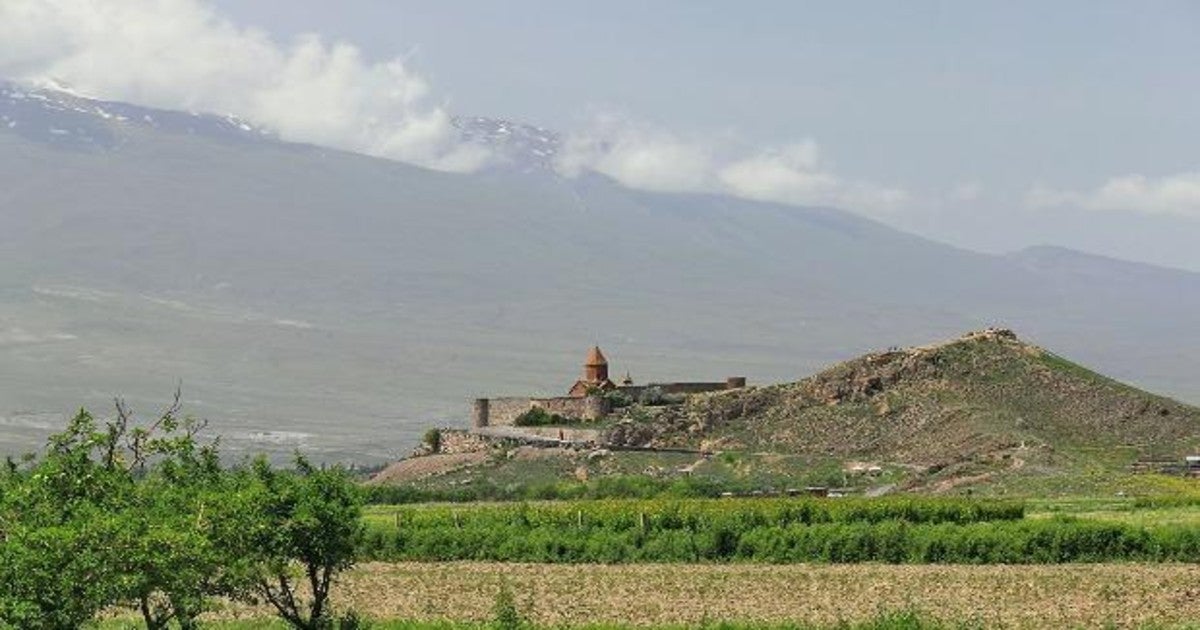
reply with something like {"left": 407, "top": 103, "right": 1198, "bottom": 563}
{"left": 620, "top": 378, "right": 748, "bottom": 400}
{"left": 656, "top": 382, "right": 730, "bottom": 395}
{"left": 438, "top": 429, "right": 493, "bottom": 454}
{"left": 484, "top": 397, "right": 536, "bottom": 427}
{"left": 616, "top": 385, "right": 649, "bottom": 400}
{"left": 474, "top": 374, "right": 745, "bottom": 427}
{"left": 475, "top": 396, "right": 612, "bottom": 427}
{"left": 532, "top": 396, "right": 609, "bottom": 420}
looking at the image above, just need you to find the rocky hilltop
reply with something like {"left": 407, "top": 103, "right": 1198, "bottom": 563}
{"left": 603, "top": 329, "right": 1200, "bottom": 489}
{"left": 378, "top": 330, "right": 1200, "bottom": 495}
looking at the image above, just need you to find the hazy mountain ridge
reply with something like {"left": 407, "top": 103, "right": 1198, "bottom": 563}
{"left": 1, "top": 84, "right": 1198, "bottom": 463}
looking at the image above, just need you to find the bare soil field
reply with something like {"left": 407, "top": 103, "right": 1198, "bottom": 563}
{"left": 209, "top": 562, "right": 1200, "bottom": 628}
{"left": 367, "top": 453, "right": 490, "bottom": 484}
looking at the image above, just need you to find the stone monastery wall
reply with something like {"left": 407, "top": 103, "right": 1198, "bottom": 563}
{"left": 620, "top": 377, "right": 747, "bottom": 400}
{"left": 473, "top": 396, "right": 609, "bottom": 428}
{"left": 467, "top": 346, "right": 747, "bottom": 429}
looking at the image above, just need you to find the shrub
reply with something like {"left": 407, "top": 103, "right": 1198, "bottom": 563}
{"left": 514, "top": 408, "right": 573, "bottom": 427}
{"left": 638, "top": 387, "right": 667, "bottom": 406}
{"left": 422, "top": 428, "right": 442, "bottom": 453}
{"left": 335, "top": 609, "right": 374, "bottom": 629}
{"left": 603, "top": 390, "right": 634, "bottom": 408}
{"left": 491, "top": 582, "right": 524, "bottom": 630}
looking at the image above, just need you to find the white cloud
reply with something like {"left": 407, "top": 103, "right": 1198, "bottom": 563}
{"left": 0, "top": 0, "right": 911, "bottom": 212}
{"left": 718, "top": 142, "right": 909, "bottom": 214}
{"left": 0, "top": 0, "right": 489, "bottom": 172}
{"left": 718, "top": 142, "right": 838, "bottom": 202}
{"left": 557, "top": 117, "right": 909, "bottom": 216}
{"left": 555, "top": 116, "right": 715, "bottom": 192}
{"left": 1029, "top": 171, "right": 1200, "bottom": 218}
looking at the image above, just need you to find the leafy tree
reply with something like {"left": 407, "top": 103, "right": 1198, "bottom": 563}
{"left": 118, "top": 458, "right": 249, "bottom": 629}
{"left": 241, "top": 456, "right": 364, "bottom": 629}
{"left": 0, "top": 409, "right": 132, "bottom": 629}
{"left": 0, "top": 396, "right": 249, "bottom": 629}
{"left": 0, "top": 514, "right": 128, "bottom": 629}
{"left": 0, "top": 395, "right": 364, "bottom": 630}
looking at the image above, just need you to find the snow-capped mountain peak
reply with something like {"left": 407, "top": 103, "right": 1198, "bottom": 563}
{"left": 454, "top": 116, "right": 561, "bottom": 174}
{"left": 1, "top": 80, "right": 568, "bottom": 177}
{"left": 0, "top": 80, "right": 274, "bottom": 150}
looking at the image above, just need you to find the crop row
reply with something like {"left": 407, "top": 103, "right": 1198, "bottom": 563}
{"left": 1133, "top": 494, "right": 1200, "bottom": 509}
{"left": 359, "top": 518, "right": 1200, "bottom": 564}
{"left": 370, "top": 497, "right": 1025, "bottom": 532}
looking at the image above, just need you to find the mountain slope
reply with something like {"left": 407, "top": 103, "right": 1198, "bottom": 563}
{"left": 1, "top": 82, "right": 1198, "bottom": 463}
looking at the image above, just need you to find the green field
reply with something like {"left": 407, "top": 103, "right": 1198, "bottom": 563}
{"left": 355, "top": 495, "right": 1200, "bottom": 564}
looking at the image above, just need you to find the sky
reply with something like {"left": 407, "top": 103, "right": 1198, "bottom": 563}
{"left": 3, "top": 0, "right": 1199, "bottom": 269}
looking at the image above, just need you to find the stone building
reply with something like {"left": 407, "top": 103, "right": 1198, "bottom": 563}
{"left": 471, "top": 345, "right": 747, "bottom": 428}
{"left": 568, "top": 345, "right": 617, "bottom": 397}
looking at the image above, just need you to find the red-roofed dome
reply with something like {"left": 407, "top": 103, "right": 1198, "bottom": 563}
{"left": 570, "top": 345, "right": 615, "bottom": 396}
{"left": 585, "top": 345, "right": 608, "bottom": 366}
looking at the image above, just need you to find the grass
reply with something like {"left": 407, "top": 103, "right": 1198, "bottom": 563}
{"left": 1032, "top": 351, "right": 1110, "bottom": 385}
{"left": 1026, "top": 498, "right": 1200, "bottom": 529}
{"left": 375, "top": 451, "right": 909, "bottom": 504}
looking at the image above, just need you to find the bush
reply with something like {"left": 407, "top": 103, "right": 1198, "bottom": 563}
{"left": 639, "top": 387, "right": 667, "bottom": 406}
{"left": 422, "top": 428, "right": 442, "bottom": 453}
{"left": 514, "top": 408, "right": 573, "bottom": 427}
{"left": 335, "top": 609, "right": 374, "bottom": 629}
{"left": 603, "top": 390, "right": 634, "bottom": 408}
{"left": 491, "top": 582, "right": 524, "bottom": 630}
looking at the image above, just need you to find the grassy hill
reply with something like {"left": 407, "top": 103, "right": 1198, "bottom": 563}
{"left": 379, "top": 330, "right": 1200, "bottom": 498}
{"left": 599, "top": 329, "right": 1200, "bottom": 494}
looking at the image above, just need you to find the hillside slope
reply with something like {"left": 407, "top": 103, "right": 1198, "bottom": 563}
{"left": 2, "top": 81, "right": 1200, "bottom": 462}
{"left": 603, "top": 330, "right": 1200, "bottom": 490}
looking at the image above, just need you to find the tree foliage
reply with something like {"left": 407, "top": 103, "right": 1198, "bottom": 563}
{"left": 242, "top": 457, "right": 364, "bottom": 629}
{"left": 0, "top": 396, "right": 363, "bottom": 629}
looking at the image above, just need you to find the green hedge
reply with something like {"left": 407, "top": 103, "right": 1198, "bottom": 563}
{"left": 363, "top": 475, "right": 749, "bottom": 504}
{"left": 356, "top": 497, "right": 1162, "bottom": 564}
{"left": 360, "top": 515, "right": 1200, "bottom": 564}
{"left": 375, "top": 497, "right": 1024, "bottom": 529}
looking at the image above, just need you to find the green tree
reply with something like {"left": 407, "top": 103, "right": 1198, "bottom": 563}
{"left": 0, "top": 514, "right": 129, "bottom": 629}
{"left": 0, "top": 396, "right": 365, "bottom": 630}
{"left": 118, "top": 445, "right": 250, "bottom": 629}
{"left": 0, "top": 396, "right": 249, "bottom": 629}
{"left": 0, "top": 409, "right": 132, "bottom": 629}
{"left": 242, "top": 456, "right": 364, "bottom": 629}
